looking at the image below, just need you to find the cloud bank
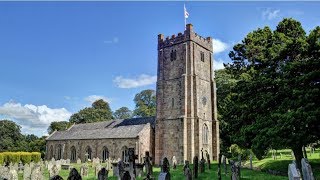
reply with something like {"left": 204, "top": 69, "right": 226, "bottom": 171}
{"left": 113, "top": 74, "right": 157, "bottom": 88}
{"left": 212, "top": 38, "right": 229, "bottom": 54}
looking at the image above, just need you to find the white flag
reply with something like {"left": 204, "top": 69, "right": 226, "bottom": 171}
{"left": 184, "top": 5, "right": 189, "bottom": 18}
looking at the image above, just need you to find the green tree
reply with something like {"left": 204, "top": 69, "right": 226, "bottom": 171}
{"left": 224, "top": 18, "right": 320, "bottom": 171}
{"left": 133, "top": 89, "right": 156, "bottom": 117}
{"left": 0, "top": 120, "right": 23, "bottom": 152}
{"left": 113, "top": 107, "right": 132, "bottom": 119}
{"left": 69, "top": 99, "right": 113, "bottom": 124}
{"left": 47, "top": 121, "right": 70, "bottom": 134}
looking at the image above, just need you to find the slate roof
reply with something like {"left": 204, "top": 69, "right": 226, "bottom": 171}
{"left": 46, "top": 116, "right": 155, "bottom": 141}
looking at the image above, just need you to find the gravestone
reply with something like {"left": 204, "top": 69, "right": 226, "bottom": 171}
{"left": 172, "top": 156, "right": 177, "bottom": 170}
{"left": 98, "top": 167, "right": 108, "bottom": 180}
{"left": 301, "top": 158, "right": 315, "bottom": 180}
{"left": 193, "top": 156, "right": 198, "bottom": 178}
{"left": 221, "top": 155, "right": 227, "bottom": 175}
{"left": 23, "top": 164, "right": 31, "bottom": 180}
{"left": 31, "top": 165, "right": 44, "bottom": 180}
{"left": 66, "top": 159, "right": 71, "bottom": 164}
{"left": 67, "top": 168, "right": 82, "bottom": 180}
{"left": 183, "top": 161, "right": 192, "bottom": 180}
{"left": 50, "top": 175, "right": 63, "bottom": 180}
{"left": 199, "top": 149, "right": 205, "bottom": 173}
{"left": 288, "top": 163, "right": 301, "bottom": 180}
{"left": 0, "top": 166, "right": 10, "bottom": 180}
{"left": 77, "top": 158, "right": 81, "bottom": 164}
{"left": 122, "top": 171, "right": 131, "bottom": 180}
{"left": 49, "top": 164, "right": 60, "bottom": 178}
{"left": 206, "top": 152, "right": 211, "bottom": 169}
{"left": 144, "top": 151, "right": 153, "bottom": 177}
{"left": 95, "top": 163, "right": 102, "bottom": 177}
{"left": 80, "top": 163, "right": 89, "bottom": 177}
{"left": 18, "top": 161, "right": 23, "bottom": 172}
{"left": 135, "top": 164, "right": 144, "bottom": 177}
{"left": 9, "top": 169, "right": 18, "bottom": 180}
{"left": 230, "top": 160, "right": 240, "bottom": 180}
{"left": 128, "top": 148, "right": 136, "bottom": 178}
{"left": 117, "top": 160, "right": 125, "bottom": 180}
{"left": 158, "top": 157, "right": 170, "bottom": 180}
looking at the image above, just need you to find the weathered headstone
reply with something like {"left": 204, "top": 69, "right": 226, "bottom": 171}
{"left": 50, "top": 175, "right": 64, "bottom": 180}
{"left": 230, "top": 160, "right": 240, "bottom": 180}
{"left": 144, "top": 151, "right": 153, "bottom": 177}
{"left": 122, "top": 171, "right": 131, "bottom": 180}
{"left": 193, "top": 156, "right": 198, "bottom": 178}
{"left": 117, "top": 160, "right": 125, "bottom": 180}
{"left": 128, "top": 148, "right": 136, "bottom": 178}
{"left": 98, "top": 167, "right": 108, "bottom": 180}
{"left": 0, "top": 166, "right": 10, "bottom": 180}
{"left": 9, "top": 169, "right": 18, "bottom": 180}
{"left": 80, "top": 163, "right": 89, "bottom": 177}
{"left": 66, "top": 159, "right": 71, "bottom": 164}
{"left": 49, "top": 164, "right": 60, "bottom": 178}
{"left": 31, "top": 165, "right": 44, "bottom": 180}
{"left": 206, "top": 152, "right": 211, "bottom": 169}
{"left": 172, "top": 156, "right": 177, "bottom": 170}
{"left": 288, "top": 163, "right": 301, "bottom": 180}
{"left": 158, "top": 157, "right": 171, "bottom": 180}
{"left": 67, "top": 168, "right": 82, "bottom": 180}
{"left": 301, "top": 158, "right": 315, "bottom": 180}
{"left": 95, "top": 163, "right": 102, "bottom": 177}
{"left": 183, "top": 161, "right": 192, "bottom": 180}
{"left": 77, "top": 158, "right": 81, "bottom": 164}
{"left": 221, "top": 155, "right": 227, "bottom": 175}
{"left": 199, "top": 149, "right": 205, "bottom": 173}
{"left": 23, "top": 164, "right": 31, "bottom": 180}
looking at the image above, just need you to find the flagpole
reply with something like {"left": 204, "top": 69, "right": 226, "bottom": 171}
{"left": 184, "top": 3, "right": 186, "bottom": 30}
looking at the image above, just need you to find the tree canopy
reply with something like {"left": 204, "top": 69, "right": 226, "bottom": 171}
{"left": 113, "top": 107, "right": 132, "bottom": 119}
{"left": 69, "top": 99, "right": 113, "bottom": 124}
{"left": 222, "top": 18, "right": 320, "bottom": 170}
{"left": 47, "top": 121, "right": 71, "bottom": 134}
{"left": 133, "top": 89, "right": 156, "bottom": 117}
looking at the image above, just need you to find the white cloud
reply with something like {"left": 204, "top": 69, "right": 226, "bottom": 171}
{"left": 84, "top": 95, "right": 111, "bottom": 104}
{"left": 0, "top": 101, "right": 71, "bottom": 135}
{"left": 262, "top": 8, "right": 280, "bottom": 20}
{"left": 113, "top": 74, "right": 157, "bottom": 89}
{"left": 104, "top": 37, "right": 119, "bottom": 44}
{"left": 212, "top": 39, "right": 229, "bottom": 54}
{"left": 214, "top": 59, "right": 225, "bottom": 70}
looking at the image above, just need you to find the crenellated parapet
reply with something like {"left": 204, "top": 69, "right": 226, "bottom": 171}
{"left": 158, "top": 24, "right": 212, "bottom": 52}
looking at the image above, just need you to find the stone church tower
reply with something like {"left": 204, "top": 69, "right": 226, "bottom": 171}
{"left": 155, "top": 24, "right": 220, "bottom": 165}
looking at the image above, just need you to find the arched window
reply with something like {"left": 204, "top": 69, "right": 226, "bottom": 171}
{"left": 121, "top": 146, "right": 128, "bottom": 162}
{"left": 86, "top": 146, "right": 92, "bottom": 160}
{"left": 70, "top": 146, "right": 76, "bottom": 162}
{"left": 102, "top": 146, "right": 109, "bottom": 161}
{"left": 49, "top": 145, "right": 54, "bottom": 159}
{"left": 203, "top": 124, "right": 209, "bottom": 144}
{"left": 57, "top": 144, "right": 62, "bottom": 160}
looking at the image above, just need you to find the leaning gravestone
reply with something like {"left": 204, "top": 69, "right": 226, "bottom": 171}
{"left": 158, "top": 157, "right": 171, "bottom": 180}
{"left": 67, "top": 168, "right": 82, "bottom": 180}
{"left": 23, "top": 164, "right": 31, "bottom": 180}
{"left": 183, "top": 161, "right": 192, "bottom": 180}
{"left": 128, "top": 148, "right": 137, "bottom": 178}
{"left": 200, "top": 149, "right": 205, "bottom": 173}
{"left": 31, "top": 165, "right": 44, "bottom": 180}
{"left": 193, "top": 156, "right": 198, "bottom": 179}
{"left": 98, "top": 167, "right": 108, "bottom": 180}
{"left": 301, "top": 158, "right": 315, "bottom": 180}
{"left": 288, "top": 163, "right": 301, "bottom": 180}
{"left": 80, "top": 163, "right": 89, "bottom": 177}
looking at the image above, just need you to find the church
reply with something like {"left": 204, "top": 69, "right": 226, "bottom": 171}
{"left": 46, "top": 24, "right": 220, "bottom": 165}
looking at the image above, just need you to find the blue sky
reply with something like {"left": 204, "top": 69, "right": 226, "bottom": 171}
{"left": 0, "top": 1, "right": 319, "bottom": 136}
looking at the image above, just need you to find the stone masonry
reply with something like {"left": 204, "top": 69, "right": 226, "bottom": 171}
{"left": 155, "top": 24, "right": 220, "bottom": 165}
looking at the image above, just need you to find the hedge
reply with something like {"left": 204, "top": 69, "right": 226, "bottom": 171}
{"left": 0, "top": 152, "right": 41, "bottom": 164}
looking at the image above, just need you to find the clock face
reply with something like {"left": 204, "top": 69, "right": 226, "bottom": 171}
{"left": 202, "top": 96, "right": 207, "bottom": 106}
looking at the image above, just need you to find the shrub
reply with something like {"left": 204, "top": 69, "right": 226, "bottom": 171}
{"left": 31, "top": 152, "right": 41, "bottom": 163}
{"left": 230, "top": 144, "right": 251, "bottom": 160}
{"left": 0, "top": 152, "right": 41, "bottom": 164}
